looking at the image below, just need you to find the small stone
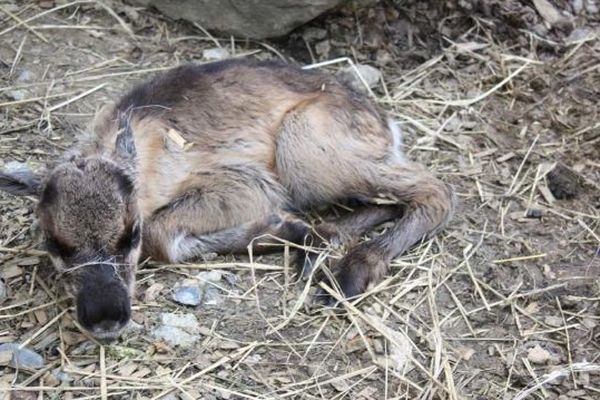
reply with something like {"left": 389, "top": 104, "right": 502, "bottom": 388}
{"left": 527, "top": 345, "right": 551, "bottom": 364}
{"left": 585, "top": 0, "right": 599, "bottom": 13}
{"left": 544, "top": 316, "right": 563, "bottom": 327}
{"left": 105, "top": 345, "right": 144, "bottom": 359}
{"left": 331, "top": 378, "right": 350, "bottom": 392}
{"left": 567, "top": 27, "right": 594, "bottom": 42}
{"left": 52, "top": 368, "right": 73, "bottom": 383}
{"left": 245, "top": 354, "right": 262, "bottom": 364}
{"left": 0, "top": 280, "right": 6, "bottom": 303}
{"left": 457, "top": 346, "right": 476, "bottom": 361}
{"left": 0, "top": 351, "right": 11, "bottom": 365}
{"left": 203, "top": 286, "right": 221, "bottom": 305}
{"left": 197, "top": 270, "right": 224, "bottom": 283}
{"left": 388, "top": 331, "right": 412, "bottom": 373}
{"left": 572, "top": 0, "right": 584, "bottom": 13}
{"left": 337, "top": 64, "right": 382, "bottom": 92}
{"left": 43, "top": 371, "right": 60, "bottom": 387}
{"left": 372, "top": 338, "right": 384, "bottom": 353}
{"left": 314, "top": 40, "right": 331, "bottom": 58}
{"left": 10, "top": 391, "right": 37, "bottom": 400}
{"left": 153, "top": 312, "right": 201, "bottom": 347}
{"left": 173, "top": 286, "right": 202, "bottom": 306}
{"left": 542, "top": 265, "right": 556, "bottom": 280}
{"left": 302, "top": 27, "right": 327, "bottom": 41}
{"left": 525, "top": 209, "right": 543, "bottom": 219}
{"left": 0, "top": 343, "right": 45, "bottom": 369}
{"left": 153, "top": 326, "right": 199, "bottom": 348}
{"left": 8, "top": 90, "right": 26, "bottom": 101}
{"left": 144, "top": 282, "right": 165, "bottom": 302}
{"left": 218, "top": 340, "right": 240, "bottom": 350}
{"left": 375, "top": 49, "right": 393, "bottom": 65}
{"left": 547, "top": 164, "right": 581, "bottom": 200}
{"left": 17, "top": 69, "right": 33, "bottom": 82}
{"left": 160, "top": 312, "right": 200, "bottom": 333}
{"left": 581, "top": 318, "right": 597, "bottom": 329}
{"left": 202, "top": 48, "right": 230, "bottom": 61}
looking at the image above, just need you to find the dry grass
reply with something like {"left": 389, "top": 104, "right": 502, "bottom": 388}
{"left": 0, "top": 1, "right": 599, "bottom": 399}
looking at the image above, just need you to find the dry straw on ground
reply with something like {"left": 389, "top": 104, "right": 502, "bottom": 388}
{"left": 0, "top": 1, "right": 599, "bottom": 399}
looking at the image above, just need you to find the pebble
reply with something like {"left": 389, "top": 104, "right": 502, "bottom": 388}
{"left": 152, "top": 312, "right": 201, "bottom": 347}
{"left": 302, "top": 27, "right": 327, "bottom": 41}
{"left": 527, "top": 345, "right": 551, "bottom": 364}
{"left": 172, "top": 270, "right": 237, "bottom": 307}
{"left": 337, "top": 64, "right": 382, "bottom": 92}
{"left": 0, "top": 343, "right": 45, "bottom": 369}
{"left": 0, "top": 280, "right": 6, "bottom": 303}
{"left": 52, "top": 368, "right": 73, "bottom": 383}
{"left": 144, "top": 282, "right": 165, "bottom": 302}
{"left": 585, "top": 0, "right": 599, "bottom": 13}
{"left": 160, "top": 312, "right": 200, "bottom": 332}
{"left": 387, "top": 331, "right": 412, "bottom": 373}
{"left": 544, "top": 315, "right": 563, "bottom": 327}
{"left": 202, "top": 47, "right": 230, "bottom": 61}
{"left": 153, "top": 326, "right": 199, "bottom": 348}
{"left": 172, "top": 286, "right": 202, "bottom": 306}
{"left": 525, "top": 208, "right": 543, "bottom": 219}
{"left": 567, "top": 27, "right": 594, "bottom": 43}
{"left": 315, "top": 40, "right": 331, "bottom": 57}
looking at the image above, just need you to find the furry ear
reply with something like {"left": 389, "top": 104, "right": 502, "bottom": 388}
{"left": 91, "top": 102, "right": 117, "bottom": 137}
{"left": 0, "top": 162, "right": 42, "bottom": 197}
{"left": 115, "top": 113, "right": 137, "bottom": 162}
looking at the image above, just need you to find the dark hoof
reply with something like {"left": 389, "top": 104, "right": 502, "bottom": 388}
{"left": 297, "top": 250, "right": 321, "bottom": 279}
{"left": 313, "top": 287, "right": 340, "bottom": 307}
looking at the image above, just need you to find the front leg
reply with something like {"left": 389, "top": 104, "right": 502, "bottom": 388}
{"left": 144, "top": 212, "right": 311, "bottom": 263}
{"left": 138, "top": 165, "right": 312, "bottom": 262}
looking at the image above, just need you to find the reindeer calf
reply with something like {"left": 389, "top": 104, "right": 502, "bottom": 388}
{"left": 0, "top": 59, "right": 453, "bottom": 341}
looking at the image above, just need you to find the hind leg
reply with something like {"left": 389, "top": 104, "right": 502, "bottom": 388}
{"left": 320, "top": 162, "right": 454, "bottom": 302}
{"left": 298, "top": 204, "right": 397, "bottom": 277}
{"left": 276, "top": 97, "right": 453, "bottom": 302}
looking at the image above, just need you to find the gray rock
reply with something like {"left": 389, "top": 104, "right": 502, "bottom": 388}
{"left": 126, "top": 0, "right": 345, "bottom": 39}
{"left": 153, "top": 312, "right": 201, "bottom": 347}
{"left": 202, "top": 48, "right": 230, "bottom": 61}
{"left": 0, "top": 280, "right": 6, "bottom": 303}
{"left": 196, "top": 270, "right": 237, "bottom": 305}
{"left": 17, "top": 69, "right": 33, "bottom": 82}
{"left": 572, "top": 0, "right": 584, "bottom": 13}
{"left": 314, "top": 40, "right": 332, "bottom": 58}
{"left": 585, "top": 0, "right": 599, "bottom": 13}
{"left": 52, "top": 368, "right": 73, "bottom": 383}
{"left": 172, "top": 286, "right": 202, "bottom": 306}
{"left": 152, "top": 325, "right": 199, "bottom": 348}
{"left": 337, "top": 64, "right": 382, "bottom": 92}
{"left": 0, "top": 343, "right": 44, "bottom": 369}
{"left": 160, "top": 312, "right": 200, "bottom": 332}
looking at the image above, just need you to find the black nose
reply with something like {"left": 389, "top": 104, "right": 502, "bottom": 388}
{"left": 76, "top": 268, "right": 131, "bottom": 338}
{"left": 77, "top": 284, "right": 130, "bottom": 336}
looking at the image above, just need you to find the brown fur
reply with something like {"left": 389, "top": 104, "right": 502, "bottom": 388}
{"left": 0, "top": 59, "right": 454, "bottom": 339}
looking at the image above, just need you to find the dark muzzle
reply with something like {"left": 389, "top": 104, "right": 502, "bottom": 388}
{"left": 75, "top": 262, "right": 131, "bottom": 340}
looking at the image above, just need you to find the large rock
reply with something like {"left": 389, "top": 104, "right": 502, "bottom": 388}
{"left": 127, "top": 0, "right": 344, "bottom": 39}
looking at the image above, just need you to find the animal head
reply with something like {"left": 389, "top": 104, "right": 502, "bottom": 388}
{"left": 0, "top": 116, "right": 140, "bottom": 341}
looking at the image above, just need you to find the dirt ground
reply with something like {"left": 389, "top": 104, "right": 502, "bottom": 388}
{"left": 0, "top": 0, "right": 599, "bottom": 399}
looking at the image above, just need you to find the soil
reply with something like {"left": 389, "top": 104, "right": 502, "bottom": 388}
{"left": 0, "top": 0, "right": 599, "bottom": 399}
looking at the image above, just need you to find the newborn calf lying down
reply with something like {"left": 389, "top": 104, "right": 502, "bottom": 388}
{"left": 0, "top": 59, "right": 454, "bottom": 341}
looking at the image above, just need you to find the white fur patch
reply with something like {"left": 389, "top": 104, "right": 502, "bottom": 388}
{"left": 388, "top": 119, "right": 404, "bottom": 162}
{"left": 168, "top": 233, "right": 206, "bottom": 262}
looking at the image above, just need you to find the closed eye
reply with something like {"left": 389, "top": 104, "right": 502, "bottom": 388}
{"left": 45, "top": 236, "right": 75, "bottom": 259}
{"left": 116, "top": 221, "right": 141, "bottom": 253}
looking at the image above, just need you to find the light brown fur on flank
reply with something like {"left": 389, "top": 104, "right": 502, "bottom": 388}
{"left": 0, "top": 59, "right": 454, "bottom": 338}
